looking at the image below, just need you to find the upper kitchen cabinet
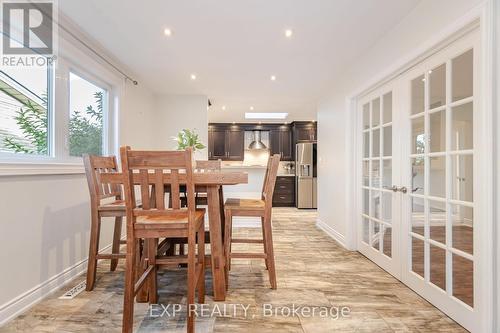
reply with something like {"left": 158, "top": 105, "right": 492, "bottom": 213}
{"left": 270, "top": 126, "right": 293, "bottom": 161}
{"left": 293, "top": 121, "right": 317, "bottom": 142}
{"left": 226, "top": 127, "right": 245, "bottom": 160}
{"left": 208, "top": 127, "right": 227, "bottom": 159}
{"left": 208, "top": 124, "right": 244, "bottom": 160}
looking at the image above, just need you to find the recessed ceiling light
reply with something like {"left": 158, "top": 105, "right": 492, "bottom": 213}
{"left": 164, "top": 28, "right": 172, "bottom": 36}
{"left": 285, "top": 29, "right": 293, "bottom": 38}
{"left": 270, "top": 75, "right": 276, "bottom": 81}
{"left": 190, "top": 74, "right": 197, "bottom": 80}
{"left": 249, "top": 106, "right": 254, "bottom": 110}
{"left": 222, "top": 105, "right": 226, "bottom": 110}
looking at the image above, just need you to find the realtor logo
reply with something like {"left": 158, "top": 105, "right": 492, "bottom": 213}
{"left": 2, "top": 1, "right": 54, "bottom": 55}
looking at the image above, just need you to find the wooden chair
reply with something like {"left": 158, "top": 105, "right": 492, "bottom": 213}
{"left": 223, "top": 154, "right": 280, "bottom": 289}
{"left": 179, "top": 159, "right": 221, "bottom": 207}
{"left": 176, "top": 160, "right": 221, "bottom": 255}
{"left": 120, "top": 147, "right": 205, "bottom": 333}
{"left": 83, "top": 154, "right": 127, "bottom": 291}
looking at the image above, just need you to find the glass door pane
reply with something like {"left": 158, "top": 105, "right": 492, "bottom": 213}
{"left": 406, "top": 47, "right": 475, "bottom": 314}
{"left": 359, "top": 89, "right": 395, "bottom": 264}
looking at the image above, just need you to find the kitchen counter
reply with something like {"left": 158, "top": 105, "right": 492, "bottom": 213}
{"left": 222, "top": 161, "right": 295, "bottom": 174}
{"left": 221, "top": 164, "right": 267, "bottom": 169}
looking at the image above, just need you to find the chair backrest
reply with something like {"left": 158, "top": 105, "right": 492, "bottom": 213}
{"left": 120, "top": 146, "right": 196, "bottom": 223}
{"left": 195, "top": 159, "right": 221, "bottom": 172}
{"left": 262, "top": 154, "right": 281, "bottom": 206}
{"left": 83, "top": 154, "right": 122, "bottom": 207}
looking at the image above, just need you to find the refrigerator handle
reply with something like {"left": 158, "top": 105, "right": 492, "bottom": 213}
{"left": 300, "top": 164, "right": 311, "bottom": 177}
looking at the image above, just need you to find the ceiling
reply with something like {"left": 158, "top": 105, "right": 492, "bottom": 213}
{"left": 59, "top": 0, "right": 420, "bottom": 121}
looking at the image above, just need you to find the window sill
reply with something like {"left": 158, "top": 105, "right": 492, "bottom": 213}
{"left": 0, "top": 162, "right": 85, "bottom": 176}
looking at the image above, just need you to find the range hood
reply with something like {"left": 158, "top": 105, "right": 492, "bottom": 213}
{"left": 248, "top": 130, "right": 267, "bottom": 150}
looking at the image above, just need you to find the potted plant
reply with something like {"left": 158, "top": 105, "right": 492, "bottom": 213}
{"left": 172, "top": 128, "right": 206, "bottom": 152}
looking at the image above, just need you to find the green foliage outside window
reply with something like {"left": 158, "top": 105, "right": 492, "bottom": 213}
{"left": 3, "top": 91, "right": 104, "bottom": 156}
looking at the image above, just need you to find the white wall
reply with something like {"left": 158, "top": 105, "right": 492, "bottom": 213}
{"left": 152, "top": 94, "right": 209, "bottom": 159}
{"left": 317, "top": 0, "right": 484, "bottom": 248}
{"left": 120, "top": 83, "right": 156, "bottom": 149}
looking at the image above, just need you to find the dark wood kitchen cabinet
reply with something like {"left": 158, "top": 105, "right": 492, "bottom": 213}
{"left": 208, "top": 121, "right": 316, "bottom": 161}
{"left": 272, "top": 176, "right": 295, "bottom": 207}
{"left": 293, "top": 121, "right": 317, "bottom": 142}
{"left": 208, "top": 125, "right": 244, "bottom": 160}
{"left": 208, "top": 128, "right": 227, "bottom": 159}
{"left": 225, "top": 128, "right": 245, "bottom": 160}
{"left": 270, "top": 127, "right": 293, "bottom": 161}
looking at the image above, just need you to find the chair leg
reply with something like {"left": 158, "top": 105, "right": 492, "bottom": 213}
{"left": 147, "top": 238, "right": 158, "bottom": 304}
{"left": 261, "top": 216, "right": 269, "bottom": 270}
{"left": 86, "top": 212, "right": 101, "bottom": 291}
{"left": 187, "top": 232, "right": 196, "bottom": 333}
{"left": 136, "top": 239, "right": 149, "bottom": 303}
{"left": 223, "top": 209, "right": 233, "bottom": 289}
{"left": 110, "top": 216, "right": 123, "bottom": 271}
{"left": 122, "top": 238, "right": 138, "bottom": 333}
{"left": 262, "top": 213, "right": 277, "bottom": 289}
{"left": 197, "top": 227, "right": 205, "bottom": 304}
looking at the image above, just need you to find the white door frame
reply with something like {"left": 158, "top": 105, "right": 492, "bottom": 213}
{"left": 346, "top": 4, "right": 494, "bottom": 333}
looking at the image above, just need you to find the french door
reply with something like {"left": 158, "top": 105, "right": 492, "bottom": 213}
{"left": 358, "top": 83, "right": 401, "bottom": 278}
{"left": 358, "top": 29, "right": 485, "bottom": 332}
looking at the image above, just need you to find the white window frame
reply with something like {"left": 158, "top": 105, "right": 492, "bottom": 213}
{"left": 0, "top": 31, "right": 122, "bottom": 176}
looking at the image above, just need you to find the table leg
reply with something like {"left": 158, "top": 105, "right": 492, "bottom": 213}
{"left": 207, "top": 185, "right": 226, "bottom": 301}
{"left": 218, "top": 185, "right": 225, "bottom": 240}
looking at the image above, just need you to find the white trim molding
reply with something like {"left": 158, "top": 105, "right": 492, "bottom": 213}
{"left": 0, "top": 162, "right": 85, "bottom": 176}
{"left": 316, "top": 218, "right": 348, "bottom": 249}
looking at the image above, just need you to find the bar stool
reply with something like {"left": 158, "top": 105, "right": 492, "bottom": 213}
{"left": 120, "top": 147, "right": 206, "bottom": 333}
{"left": 83, "top": 154, "right": 127, "bottom": 291}
{"left": 223, "top": 154, "right": 280, "bottom": 289}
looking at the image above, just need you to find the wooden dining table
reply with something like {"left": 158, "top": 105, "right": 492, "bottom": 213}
{"left": 101, "top": 170, "right": 248, "bottom": 301}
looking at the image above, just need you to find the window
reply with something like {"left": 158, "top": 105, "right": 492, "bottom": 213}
{"left": 69, "top": 72, "right": 107, "bottom": 157}
{"left": 0, "top": 63, "right": 51, "bottom": 156}
{"left": 0, "top": 33, "right": 113, "bottom": 167}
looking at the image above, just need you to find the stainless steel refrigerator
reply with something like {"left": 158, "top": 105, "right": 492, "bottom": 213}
{"left": 296, "top": 142, "right": 317, "bottom": 208}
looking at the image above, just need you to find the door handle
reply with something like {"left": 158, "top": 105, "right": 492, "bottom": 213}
{"left": 383, "top": 185, "right": 398, "bottom": 192}
{"left": 398, "top": 186, "right": 408, "bottom": 194}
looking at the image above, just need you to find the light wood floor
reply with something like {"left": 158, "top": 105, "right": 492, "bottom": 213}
{"left": 0, "top": 208, "right": 468, "bottom": 332}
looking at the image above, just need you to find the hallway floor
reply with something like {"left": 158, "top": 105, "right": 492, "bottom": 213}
{"left": 1, "top": 208, "right": 467, "bottom": 332}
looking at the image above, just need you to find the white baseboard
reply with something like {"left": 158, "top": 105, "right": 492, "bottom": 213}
{"left": 0, "top": 242, "right": 112, "bottom": 326}
{"left": 316, "top": 218, "right": 348, "bottom": 249}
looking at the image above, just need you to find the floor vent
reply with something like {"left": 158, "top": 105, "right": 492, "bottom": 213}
{"left": 59, "top": 280, "right": 86, "bottom": 299}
